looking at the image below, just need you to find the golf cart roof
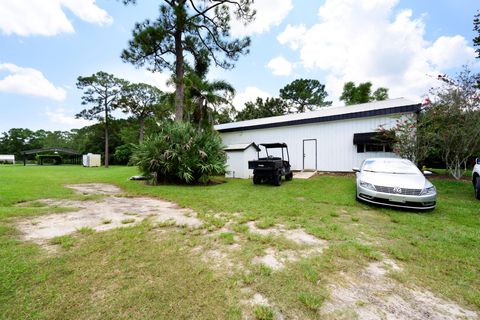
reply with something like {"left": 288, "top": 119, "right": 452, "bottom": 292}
{"left": 259, "top": 143, "right": 288, "bottom": 148}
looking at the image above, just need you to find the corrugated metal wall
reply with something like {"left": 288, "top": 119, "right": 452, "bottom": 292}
{"left": 220, "top": 114, "right": 408, "bottom": 172}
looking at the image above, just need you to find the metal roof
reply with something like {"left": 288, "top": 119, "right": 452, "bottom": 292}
{"left": 215, "top": 98, "right": 420, "bottom": 133}
{"left": 223, "top": 143, "right": 260, "bottom": 151}
{"left": 22, "top": 147, "right": 81, "bottom": 155}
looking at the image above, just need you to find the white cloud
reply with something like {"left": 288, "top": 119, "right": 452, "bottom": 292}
{"left": 233, "top": 86, "right": 271, "bottom": 111}
{"left": 267, "top": 56, "right": 293, "bottom": 76}
{"left": 277, "top": 24, "right": 307, "bottom": 50}
{"left": 61, "top": 0, "right": 112, "bottom": 25}
{"left": 278, "top": 0, "right": 476, "bottom": 102}
{"left": 426, "top": 36, "right": 476, "bottom": 70}
{"left": 46, "top": 107, "right": 95, "bottom": 127}
{"left": 0, "top": 0, "right": 112, "bottom": 36}
{"left": 0, "top": 63, "right": 67, "bottom": 101}
{"left": 230, "top": 0, "right": 293, "bottom": 37}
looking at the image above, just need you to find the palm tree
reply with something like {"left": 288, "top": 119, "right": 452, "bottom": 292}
{"left": 183, "top": 53, "right": 236, "bottom": 129}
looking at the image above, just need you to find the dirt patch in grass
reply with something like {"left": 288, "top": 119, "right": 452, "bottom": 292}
{"left": 240, "top": 289, "right": 284, "bottom": 320}
{"left": 321, "top": 258, "right": 478, "bottom": 320}
{"left": 246, "top": 222, "right": 328, "bottom": 271}
{"left": 247, "top": 221, "right": 327, "bottom": 246}
{"left": 65, "top": 183, "right": 123, "bottom": 195}
{"left": 252, "top": 246, "right": 325, "bottom": 271}
{"left": 201, "top": 248, "right": 236, "bottom": 272}
{"left": 16, "top": 184, "right": 202, "bottom": 246}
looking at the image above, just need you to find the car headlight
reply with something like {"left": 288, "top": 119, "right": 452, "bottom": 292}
{"left": 420, "top": 185, "right": 436, "bottom": 195}
{"left": 359, "top": 180, "right": 376, "bottom": 191}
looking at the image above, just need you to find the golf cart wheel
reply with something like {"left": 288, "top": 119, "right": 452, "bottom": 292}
{"left": 273, "top": 174, "right": 282, "bottom": 186}
{"left": 475, "top": 177, "right": 480, "bottom": 200}
{"left": 253, "top": 175, "right": 261, "bottom": 185}
{"left": 285, "top": 172, "right": 293, "bottom": 181}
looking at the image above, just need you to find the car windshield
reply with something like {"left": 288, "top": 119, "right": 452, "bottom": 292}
{"left": 362, "top": 159, "right": 420, "bottom": 174}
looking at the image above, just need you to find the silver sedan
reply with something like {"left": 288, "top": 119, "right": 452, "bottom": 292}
{"left": 354, "top": 158, "right": 437, "bottom": 210}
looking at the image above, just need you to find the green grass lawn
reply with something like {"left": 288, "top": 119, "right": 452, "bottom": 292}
{"left": 0, "top": 165, "right": 479, "bottom": 319}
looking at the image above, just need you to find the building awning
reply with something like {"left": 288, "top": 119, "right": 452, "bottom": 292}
{"left": 353, "top": 132, "right": 380, "bottom": 144}
{"left": 224, "top": 143, "right": 260, "bottom": 152}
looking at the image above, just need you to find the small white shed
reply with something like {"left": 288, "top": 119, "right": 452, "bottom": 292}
{"left": 224, "top": 143, "right": 260, "bottom": 179}
{"left": 0, "top": 155, "right": 15, "bottom": 164}
{"left": 82, "top": 153, "right": 101, "bottom": 167}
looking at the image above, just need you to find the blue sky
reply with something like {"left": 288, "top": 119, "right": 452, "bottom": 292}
{"left": 0, "top": 0, "right": 478, "bottom": 133}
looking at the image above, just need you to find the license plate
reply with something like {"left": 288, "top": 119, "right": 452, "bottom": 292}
{"left": 389, "top": 195, "right": 406, "bottom": 203}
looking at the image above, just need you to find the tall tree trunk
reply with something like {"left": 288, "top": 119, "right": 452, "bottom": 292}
{"left": 174, "top": 18, "right": 184, "bottom": 122}
{"left": 197, "top": 98, "right": 204, "bottom": 129}
{"left": 104, "top": 99, "right": 109, "bottom": 168}
{"left": 139, "top": 117, "right": 145, "bottom": 143}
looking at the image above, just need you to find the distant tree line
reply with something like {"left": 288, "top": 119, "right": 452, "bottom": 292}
{"left": 234, "top": 79, "right": 389, "bottom": 122}
{"left": 0, "top": 76, "right": 389, "bottom": 164}
{"left": 0, "top": 118, "right": 158, "bottom": 165}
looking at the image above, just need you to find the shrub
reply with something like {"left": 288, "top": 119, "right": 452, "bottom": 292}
{"left": 114, "top": 144, "right": 135, "bottom": 165}
{"left": 131, "top": 121, "right": 226, "bottom": 184}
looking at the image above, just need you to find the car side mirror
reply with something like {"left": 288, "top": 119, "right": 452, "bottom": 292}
{"left": 423, "top": 170, "right": 432, "bottom": 176}
{"left": 352, "top": 167, "right": 360, "bottom": 172}
{"left": 476, "top": 158, "right": 480, "bottom": 165}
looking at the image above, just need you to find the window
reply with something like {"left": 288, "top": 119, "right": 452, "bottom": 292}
{"left": 353, "top": 132, "right": 394, "bottom": 153}
{"left": 365, "top": 144, "right": 384, "bottom": 152}
{"left": 356, "top": 144, "right": 391, "bottom": 153}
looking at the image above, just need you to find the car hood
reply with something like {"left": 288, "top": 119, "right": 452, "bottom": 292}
{"left": 359, "top": 171, "right": 430, "bottom": 189}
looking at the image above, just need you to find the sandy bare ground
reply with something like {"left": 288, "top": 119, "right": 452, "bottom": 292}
{"left": 16, "top": 183, "right": 201, "bottom": 245}
{"left": 65, "top": 183, "right": 124, "bottom": 195}
{"left": 320, "top": 259, "right": 478, "bottom": 320}
{"left": 14, "top": 183, "right": 478, "bottom": 319}
{"left": 247, "top": 221, "right": 328, "bottom": 271}
{"left": 246, "top": 221, "right": 326, "bottom": 246}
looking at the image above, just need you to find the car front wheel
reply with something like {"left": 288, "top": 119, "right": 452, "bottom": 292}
{"left": 253, "top": 175, "right": 261, "bottom": 185}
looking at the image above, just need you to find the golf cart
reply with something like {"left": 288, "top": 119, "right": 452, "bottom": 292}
{"left": 248, "top": 143, "right": 293, "bottom": 186}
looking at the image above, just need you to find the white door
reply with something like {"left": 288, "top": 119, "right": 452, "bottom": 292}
{"left": 303, "top": 139, "right": 317, "bottom": 171}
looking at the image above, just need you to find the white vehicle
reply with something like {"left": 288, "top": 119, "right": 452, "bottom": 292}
{"left": 354, "top": 158, "right": 437, "bottom": 210}
{"left": 473, "top": 158, "right": 480, "bottom": 200}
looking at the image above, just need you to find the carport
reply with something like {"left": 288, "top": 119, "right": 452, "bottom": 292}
{"left": 22, "top": 147, "right": 82, "bottom": 166}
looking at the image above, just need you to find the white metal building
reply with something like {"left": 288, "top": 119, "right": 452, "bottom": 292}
{"left": 215, "top": 98, "right": 420, "bottom": 174}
